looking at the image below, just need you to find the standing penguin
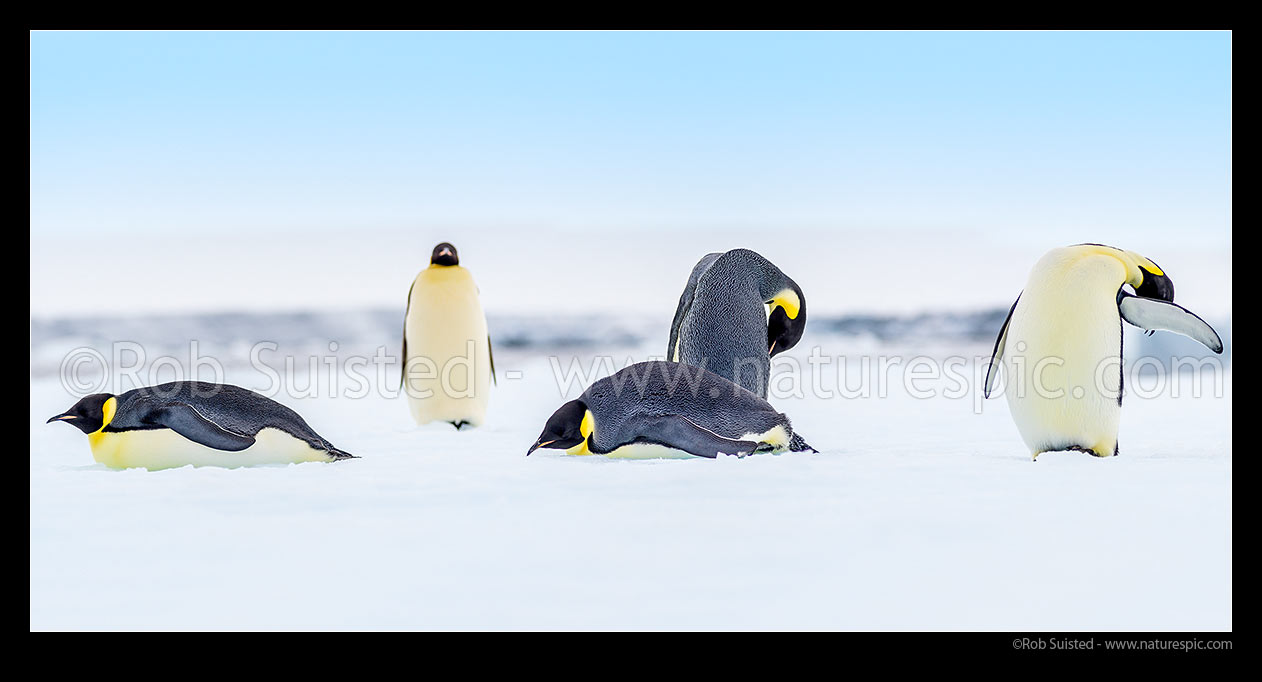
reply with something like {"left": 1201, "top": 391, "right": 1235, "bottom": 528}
{"left": 46, "top": 381, "right": 355, "bottom": 470}
{"left": 527, "top": 360, "right": 816, "bottom": 459}
{"left": 667, "top": 249, "right": 806, "bottom": 398}
{"left": 984, "top": 244, "right": 1223, "bottom": 458}
{"left": 401, "top": 242, "right": 495, "bottom": 429}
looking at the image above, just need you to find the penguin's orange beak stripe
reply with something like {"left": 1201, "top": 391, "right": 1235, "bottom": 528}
{"left": 527, "top": 439, "right": 555, "bottom": 456}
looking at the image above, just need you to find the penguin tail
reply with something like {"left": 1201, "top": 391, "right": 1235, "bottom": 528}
{"left": 327, "top": 447, "right": 358, "bottom": 460}
{"left": 788, "top": 433, "right": 818, "bottom": 453}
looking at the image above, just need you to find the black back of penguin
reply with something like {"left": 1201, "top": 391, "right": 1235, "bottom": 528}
{"left": 107, "top": 381, "right": 341, "bottom": 451}
{"left": 668, "top": 251, "right": 724, "bottom": 360}
{"left": 672, "top": 249, "right": 806, "bottom": 397}
{"left": 580, "top": 361, "right": 791, "bottom": 452}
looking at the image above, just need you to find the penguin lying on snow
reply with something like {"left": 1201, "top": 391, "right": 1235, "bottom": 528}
{"left": 528, "top": 360, "right": 817, "bottom": 459}
{"left": 668, "top": 249, "right": 806, "bottom": 398}
{"left": 401, "top": 242, "right": 496, "bottom": 430}
{"left": 985, "top": 244, "right": 1223, "bottom": 458}
{"left": 47, "top": 381, "right": 355, "bottom": 470}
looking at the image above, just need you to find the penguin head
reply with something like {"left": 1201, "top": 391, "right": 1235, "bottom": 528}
{"left": 1134, "top": 259, "right": 1174, "bottom": 302}
{"left": 527, "top": 399, "right": 589, "bottom": 455}
{"left": 430, "top": 242, "right": 459, "bottom": 267}
{"left": 47, "top": 393, "right": 114, "bottom": 434}
{"left": 766, "top": 284, "right": 806, "bottom": 356}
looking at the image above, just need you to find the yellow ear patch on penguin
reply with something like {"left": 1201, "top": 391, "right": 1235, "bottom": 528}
{"left": 100, "top": 397, "right": 116, "bottom": 431}
{"left": 88, "top": 397, "right": 118, "bottom": 448}
{"left": 564, "top": 410, "right": 596, "bottom": 456}
{"left": 1140, "top": 263, "right": 1165, "bottom": 277}
{"left": 769, "top": 289, "right": 801, "bottom": 320}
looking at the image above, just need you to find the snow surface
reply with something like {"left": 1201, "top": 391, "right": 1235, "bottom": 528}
{"left": 29, "top": 337, "right": 1231, "bottom": 631}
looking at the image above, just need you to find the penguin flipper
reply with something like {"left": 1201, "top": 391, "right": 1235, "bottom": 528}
{"left": 399, "top": 282, "right": 414, "bottom": 391}
{"left": 642, "top": 415, "right": 760, "bottom": 459}
{"left": 1118, "top": 293, "right": 1223, "bottom": 353}
{"left": 399, "top": 334, "right": 408, "bottom": 391}
{"left": 984, "top": 293, "right": 1021, "bottom": 398}
{"left": 488, "top": 335, "right": 497, "bottom": 386}
{"left": 148, "top": 403, "right": 257, "bottom": 452}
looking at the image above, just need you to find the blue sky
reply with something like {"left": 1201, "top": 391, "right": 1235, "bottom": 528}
{"left": 30, "top": 31, "right": 1232, "bottom": 315}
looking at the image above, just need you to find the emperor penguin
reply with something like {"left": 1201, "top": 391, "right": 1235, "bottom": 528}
{"left": 46, "top": 381, "right": 355, "bottom": 470}
{"left": 984, "top": 244, "right": 1223, "bottom": 458}
{"left": 667, "top": 249, "right": 806, "bottom": 398}
{"left": 401, "top": 242, "right": 495, "bottom": 429}
{"left": 527, "top": 360, "right": 817, "bottom": 459}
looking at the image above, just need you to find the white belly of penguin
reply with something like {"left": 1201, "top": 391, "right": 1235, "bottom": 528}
{"left": 89, "top": 427, "right": 333, "bottom": 471}
{"left": 403, "top": 266, "right": 492, "bottom": 426}
{"left": 1003, "top": 286, "right": 1123, "bottom": 456}
{"left": 603, "top": 442, "right": 698, "bottom": 460}
{"left": 601, "top": 424, "right": 791, "bottom": 459}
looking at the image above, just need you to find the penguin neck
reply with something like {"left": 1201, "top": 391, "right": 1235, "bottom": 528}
{"left": 1062, "top": 245, "right": 1145, "bottom": 289}
{"left": 420, "top": 264, "right": 473, "bottom": 286}
{"left": 1036, "top": 248, "right": 1129, "bottom": 291}
{"left": 424, "top": 263, "right": 468, "bottom": 276}
{"left": 714, "top": 250, "right": 794, "bottom": 302}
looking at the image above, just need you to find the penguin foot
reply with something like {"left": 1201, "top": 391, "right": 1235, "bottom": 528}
{"left": 327, "top": 448, "right": 357, "bottom": 460}
{"left": 314, "top": 439, "right": 357, "bottom": 460}
{"left": 450, "top": 420, "right": 469, "bottom": 431}
{"left": 788, "top": 433, "right": 818, "bottom": 453}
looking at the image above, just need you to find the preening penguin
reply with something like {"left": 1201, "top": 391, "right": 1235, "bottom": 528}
{"left": 527, "top": 360, "right": 817, "bottom": 459}
{"left": 667, "top": 249, "right": 806, "bottom": 398}
{"left": 401, "top": 242, "right": 496, "bottom": 429}
{"left": 984, "top": 244, "right": 1223, "bottom": 459}
{"left": 46, "top": 381, "right": 355, "bottom": 470}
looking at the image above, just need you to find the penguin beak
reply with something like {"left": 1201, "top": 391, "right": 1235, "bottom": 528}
{"left": 438, "top": 247, "right": 453, "bottom": 258}
{"left": 46, "top": 413, "right": 75, "bottom": 424}
{"left": 527, "top": 439, "right": 555, "bottom": 456}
